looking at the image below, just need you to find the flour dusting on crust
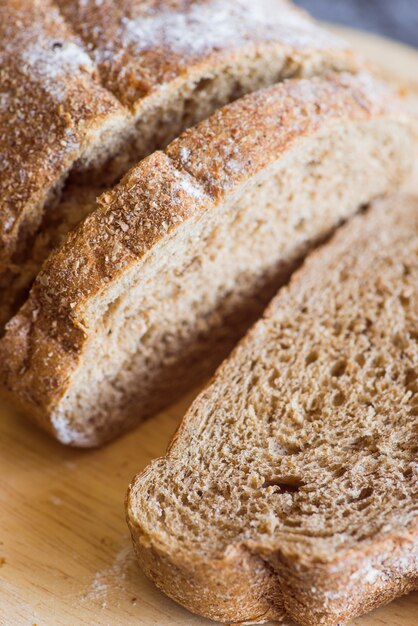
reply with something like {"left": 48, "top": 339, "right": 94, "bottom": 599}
{"left": 119, "top": 0, "right": 348, "bottom": 58}
{"left": 21, "top": 39, "right": 95, "bottom": 102}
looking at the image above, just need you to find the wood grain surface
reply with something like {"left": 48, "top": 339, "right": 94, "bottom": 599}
{"left": 1, "top": 27, "right": 417, "bottom": 626}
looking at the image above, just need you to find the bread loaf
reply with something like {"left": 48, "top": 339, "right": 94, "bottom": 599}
{"left": 0, "top": 73, "right": 413, "bottom": 446}
{"left": 0, "top": 0, "right": 361, "bottom": 329}
{"left": 127, "top": 194, "right": 418, "bottom": 626}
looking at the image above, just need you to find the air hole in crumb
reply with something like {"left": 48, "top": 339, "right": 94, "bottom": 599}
{"left": 357, "top": 487, "right": 373, "bottom": 501}
{"left": 333, "top": 391, "right": 345, "bottom": 406}
{"left": 248, "top": 375, "right": 259, "bottom": 389}
{"left": 194, "top": 77, "right": 214, "bottom": 93}
{"left": 405, "top": 368, "right": 416, "bottom": 386}
{"left": 350, "top": 435, "right": 377, "bottom": 451}
{"left": 357, "top": 500, "right": 370, "bottom": 511}
{"left": 400, "top": 294, "right": 410, "bottom": 307}
{"left": 295, "top": 217, "right": 306, "bottom": 232}
{"left": 355, "top": 353, "right": 366, "bottom": 367}
{"left": 305, "top": 350, "right": 318, "bottom": 366}
{"left": 262, "top": 477, "right": 304, "bottom": 494}
{"left": 331, "top": 360, "right": 347, "bottom": 377}
{"left": 372, "top": 355, "right": 385, "bottom": 368}
{"left": 334, "top": 466, "right": 347, "bottom": 478}
{"left": 403, "top": 467, "right": 413, "bottom": 478}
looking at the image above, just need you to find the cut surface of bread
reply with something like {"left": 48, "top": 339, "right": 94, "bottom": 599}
{"left": 127, "top": 194, "right": 418, "bottom": 626}
{"left": 0, "top": 0, "right": 361, "bottom": 331}
{"left": 0, "top": 73, "right": 413, "bottom": 447}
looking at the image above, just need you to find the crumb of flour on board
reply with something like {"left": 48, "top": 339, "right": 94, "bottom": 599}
{"left": 81, "top": 544, "right": 137, "bottom": 609}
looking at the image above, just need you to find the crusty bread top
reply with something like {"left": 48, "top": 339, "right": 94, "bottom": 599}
{"left": 1, "top": 0, "right": 361, "bottom": 269}
{"left": 0, "top": 72, "right": 410, "bottom": 435}
{"left": 55, "top": 0, "right": 355, "bottom": 108}
{"left": 127, "top": 195, "right": 418, "bottom": 621}
{"left": 0, "top": 0, "right": 124, "bottom": 262}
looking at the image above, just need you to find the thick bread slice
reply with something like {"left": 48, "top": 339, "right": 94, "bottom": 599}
{"left": 0, "top": 0, "right": 361, "bottom": 330}
{"left": 127, "top": 194, "right": 418, "bottom": 626}
{"left": 0, "top": 73, "right": 414, "bottom": 447}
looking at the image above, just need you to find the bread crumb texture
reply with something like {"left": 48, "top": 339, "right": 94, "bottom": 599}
{"left": 128, "top": 195, "right": 418, "bottom": 626}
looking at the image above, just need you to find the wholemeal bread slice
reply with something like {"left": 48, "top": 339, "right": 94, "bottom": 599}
{"left": 0, "top": 73, "right": 414, "bottom": 447}
{"left": 0, "top": 0, "right": 361, "bottom": 330}
{"left": 126, "top": 194, "right": 418, "bottom": 626}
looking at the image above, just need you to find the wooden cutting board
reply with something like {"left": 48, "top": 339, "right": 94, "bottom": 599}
{"left": 1, "top": 26, "right": 417, "bottom": 626}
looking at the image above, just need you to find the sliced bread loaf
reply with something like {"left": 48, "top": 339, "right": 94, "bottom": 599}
{"left": 127, "top": 194, "right": 418, "bottom": 626}
{"left": 0, "top": 0, "right": 361, "bottom": 329}
{"left": 0, "top": 72, "right": 414, "bottom": 447}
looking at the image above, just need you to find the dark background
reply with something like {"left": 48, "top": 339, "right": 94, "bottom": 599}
{"left": 294, "top": 0, "right": 418, "bottom": 48}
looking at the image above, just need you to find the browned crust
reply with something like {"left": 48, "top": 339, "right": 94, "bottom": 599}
{"left": 55, "top": 0, "right": 358, "bottom": 108}
{"left": 125, "top": 195, "right": 418, "bottom": 625}
{"left": 127, "top": 485, "right": 418, "bottom": 625}
{"left": 126, "top": 469, "right": 286, "bottom": 624}
{"left": 0, "top": 73, "right": 409, "bottom": 442}
{"left": 0, "top": 0, "right": 124, "bottom": 265}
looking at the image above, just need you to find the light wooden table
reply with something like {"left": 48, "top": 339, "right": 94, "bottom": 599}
{"left": 1, "top": 27, "right": 417, "bottom": 626}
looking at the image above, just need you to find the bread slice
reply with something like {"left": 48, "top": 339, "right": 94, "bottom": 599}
{"left": 0, "top": 0, "right": 361, "bottom": 330}
{"left": 0, "top": 72, "right": 414, "bottom": 447}
{"left": 126, "top": 194, "right": 418, "bottom": 626}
